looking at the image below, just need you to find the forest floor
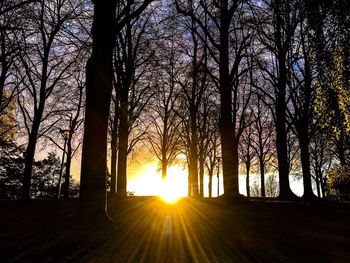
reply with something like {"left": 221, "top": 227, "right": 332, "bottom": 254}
{"left": 0, "top": 196, "right": 350, "bottom": 263}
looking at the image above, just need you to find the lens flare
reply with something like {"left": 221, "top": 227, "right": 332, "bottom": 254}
{"left": 159, "top": 166, "right": 187, "bottom": 203}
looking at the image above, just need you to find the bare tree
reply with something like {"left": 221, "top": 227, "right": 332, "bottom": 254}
{"left": 250, "top": 0, "right": 299, "bottom": 200}
{"left": 18, "top": 0, "right": 84, "bottom": 200}
{"left": 286, "top": 6, "right": 318, "bottom": 200}
{"left": 111, "top": 5, "right": 155, "bottom": 196}
{"left": 239, "top": 112, "right": 255, "bottom": 197}
{"left": 147, "top": 39, "right": 182, "bottom": 180}
{"left": 80, "top": 0, "right": 152, "bottom": 215}
{"left": 251, "top": 95, "right": 275, "bottom": 197}
{"left": 175, "top": 0, "right": 252, "bottom": 196}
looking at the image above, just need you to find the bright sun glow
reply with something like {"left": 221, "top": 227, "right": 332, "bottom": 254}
{"left": 159, "top": 166, "right": 188, "bottom": 203}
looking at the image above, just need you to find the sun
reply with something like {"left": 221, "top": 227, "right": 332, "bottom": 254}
{"left": 159, "top": 166, "right": 188, "bottom": 203}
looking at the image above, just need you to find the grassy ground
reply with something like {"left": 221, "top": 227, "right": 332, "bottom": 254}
{"left": 1, "top": 197, "right": 349, "bottom": 263}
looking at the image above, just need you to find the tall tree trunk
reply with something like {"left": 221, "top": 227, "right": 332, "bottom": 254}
{"left": 299, "top": 131, "right": 316, "bottom": 199}
{"left": 275, "top": 89, "right": 294, "bottom": 199}
{"left": 161, "top": 157, "right": 167, "bottom": 181}
{"left": 208, "top": 168, "right": 213, "bottom": 198}
{"left": 117, "top": 88, "right": 128, "bottom": 197}
{"left": 190, "top": 115, "right": 199, "bottom": 196}
{"left": 80, "top": 0, "right": 116, "bottom": 215}
{"left": 246, "top": 162, "right": 250, "bottom": 198}
{"left": 274, "top": 0, "right": 295, "bottom": 200}
{"left": 187, "top": 161, "right": 192, "bottom": 196}
{"left": 22, "top": 113, "right": 42, "bottom": 200}
{"left": 260, "top": 156, "right": 266, "bottom": 197}
{"left": 219, "top": 62, "right": 237, "bottom": 196}
{"left": 199, "top": 156, "right": 204, "bottom": 197}
{"left": 0, "top": 33, "right": 8, "bottom": 108}
{"left": 218, "top": 3, "right": 239, "bottom": 196}
{"left": 110, "top": 101, "right": 118, "bottom": 194}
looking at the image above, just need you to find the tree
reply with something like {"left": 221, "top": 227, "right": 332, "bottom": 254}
{"left": 47, "top": 78, "right": 84, "bottom": 199}
{"left": 175, "top": 0, "right": 252, "bottom": 196}
{"left": 313, "top": 0, "right": 350, "bottom": 138}
{"left": 310, "top": 128, "right": 333, "bottom": 197}
{"left": 239, "top": 112, "right": 255, "bottom": 197}
{"left": 79, "top": 0, "right": 152, "bottom": 215}
{"left": 18, "top": 0, "right": 83, "bottom": 200}
{"left": 287, "top": 5, "right": 318, "bottom": 199}
{"left": 147, "top": 39, "right": 182, "bottom": 181}
{"left": 111, "top": 5, "right": 155, "bottom": 196}
{"left": 251, "top": 0, "right": 299, "bottom": 200}
{"left": 251, "top": 94, "right": 275, "bottom": 197}
{"left": 176, "top": 14, "right": 209, "bottom": 196}
{"left": 0, "top": 140, "right": 24, "bottom": 199}
{"left": 204, "top": 116, "right": 220, "bottom": 198}
{"left": 0, "top": 0, "right": 28, "bottom": 141}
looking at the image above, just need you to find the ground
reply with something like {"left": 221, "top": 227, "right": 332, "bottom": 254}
{"left": 0, "top": 197, "right": 349, "bottom": 262}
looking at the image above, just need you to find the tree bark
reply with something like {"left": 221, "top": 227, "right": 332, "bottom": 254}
{"left": 161, "top": 158, "right": 167, "bottom": 181}
{"left": 208, "top": 168, "right": 213, "bottom": 198}
{"left": 116, "top": 87, "right": 128, "bottom": 197}
{"left": 199, "top": 155, "right": 204, "bottom": 197}
{"left": 189, "top": 113, "right": 199, "bottom": 196}
{"left": 63, "top": 136, "right": 72, "bottom": 198}
{"left": 299, "top": 132, "right": 315, "bottom": 199}
{"left": 22, "top": 114, "right": 42, "bottom": 200}
{"left": 274, "top": 0, "right": 296, "bottom": 200}
{"left": 246, "top": 163, "right": 250, "bottom": 198}
{"left": 110, "top": 101, "right": 118, "bottom": 194}
{"left": 259, "top": 157, "right": 266, "bottom": 197}
{"left": 79, "top": 0, "right": 116, "bottom": 215}
{"left": 219, "top": 3, "right": 239, "bottom": 196}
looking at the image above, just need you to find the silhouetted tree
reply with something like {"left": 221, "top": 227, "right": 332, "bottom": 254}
{"left": 287, "top": 5, "right": 318, "bottom": 200}
{"left": 175, "top": 0, "right": 252, "bottom": 196}
{"left": 18, "top": 0, "right": 84, "bottom": 200}
{"left": 251, "top": 0, "right": 299, "bottom": 200}
{"left": 239, "top": 112, "right": 255, "bottom": 197}
{"left": 111, "top": 5, "right": 155, "bottom": 196}
{"left": 80, "top": 0, "right": 152, "bottom": 215}
{"left": 147, "top": 39, "right": 182, "bottom": 180}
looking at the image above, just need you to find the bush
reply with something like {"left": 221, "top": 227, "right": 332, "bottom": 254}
{"left": 325, "top": 165, "right": 350, "bottom": 200}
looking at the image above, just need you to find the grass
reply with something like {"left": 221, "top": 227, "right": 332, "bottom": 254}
{"left": 1, "top": 197, "right": 350, "bottom": 262}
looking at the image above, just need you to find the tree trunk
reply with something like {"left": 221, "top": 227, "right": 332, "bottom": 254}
{"left": 110, "top": 100, "right": 118, "bottom": 194}
{"left": 320, "top": 171, "right": 326, "bottom": 197}
{"left": 22, "top": 109, "right": 43, "bottom": 200}
{"left": 246, "top": 163, "right": 250, "bottom": 198}
{"left": 219, "top": 70, "right": 238, "bottom": 196}
{"left": 63, "top": 138, "right": 72, "bottom": 198}
{"left": 79, "top": 0, "right": 116, "bottom": 216}
{"left": 190, "top": 115, "right": 199, "bottom": 196}
{"left": 275, "top": 95, "right": 294, "bottom": 199}
{"left": 299, "top": 132, "right": 316, "bottom": 200}
{"left": 187, "top": 161, "right": 192, "bottom": 196}
{"left": 161, "top": 158, "right": 167, "bottom": 181}
{"left": 260, "top": 157, "right": 266, "bottom": 197}
{"left": 218, "top": 3, "right": 239, "bottom": 197}
{"left": 117, "top": 88, "right": 128, "bottom": 197}
{"left": 315, "top": 169, "right": 321, "bottom": 198}
{"left": 337, "top": 135, "right": 346, "bottom": 166}
{"left": 208, "top": 168, "right": 213, "bottom": 198}
{"left": 199, "top": 156, "right": 204, "bottom": 197}
{"left": 274, "top": 12, "right": 295, "bottom": 199}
